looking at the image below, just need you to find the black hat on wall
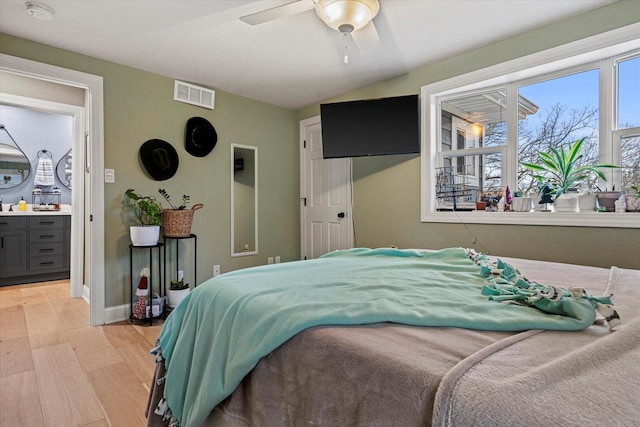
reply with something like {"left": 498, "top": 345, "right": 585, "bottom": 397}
{"left": 185, "top": 116, "right": 217, "bottom": 157}
{"left": 139, "top": 139, "right": 179, "bottom": 181}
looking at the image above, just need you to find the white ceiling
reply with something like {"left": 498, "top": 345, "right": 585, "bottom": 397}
{"left": 0, "top": 0, "right": 616, "bottom": 110}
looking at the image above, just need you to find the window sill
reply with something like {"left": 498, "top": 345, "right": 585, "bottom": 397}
{"left": 421, "top": 211, "right": 640, "bottom": 228}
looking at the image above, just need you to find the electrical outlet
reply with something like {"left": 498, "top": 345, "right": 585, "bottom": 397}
{"left": 213, "top": 264, "right": 220, "bottom": 277}
{"left": 275, "top": 256, "right": 281, "bottom": 263}
{"left": 268, "top": 257, "right": 274, "bottom": 264}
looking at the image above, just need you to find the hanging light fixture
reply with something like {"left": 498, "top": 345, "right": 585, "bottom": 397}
{"left": 315, "top": 0, "right": 379, "bottom": 34}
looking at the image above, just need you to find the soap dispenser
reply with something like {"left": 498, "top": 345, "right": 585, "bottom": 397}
{"left": 18, "top": 196, "right": 27, "bottom": 211}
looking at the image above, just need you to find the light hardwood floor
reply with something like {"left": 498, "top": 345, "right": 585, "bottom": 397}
{"left": 0, "top": 280, "right": 162, "bottom": 427}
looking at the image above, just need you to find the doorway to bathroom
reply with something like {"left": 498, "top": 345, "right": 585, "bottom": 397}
{"left": 1, "top": 53, "right": 105, "bottom": 325}
{"left": 0, "top": 96, "right": 84, "bottom": 296}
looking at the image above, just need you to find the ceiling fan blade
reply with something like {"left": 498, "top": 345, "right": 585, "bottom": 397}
{"left": 240, "top": 0, "right": 315, "bottom": 25}
{"left": 351, "top": 21, "right": 381, "bottom": 55}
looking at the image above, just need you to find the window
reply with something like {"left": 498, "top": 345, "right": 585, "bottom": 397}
{"left": 616, "top": 55, "right": 640, "bottom": 194}
{"left": 436, "top": 88, "right": 508, "bottom": 210}
{"left": 421, "top": 25, "right": 640, "bottom": 228}
{"left": 617, "top": 55, "right": 640, "bottom": 130}
{"left": 517, "top": 68, "right": 601, "bottom": 195}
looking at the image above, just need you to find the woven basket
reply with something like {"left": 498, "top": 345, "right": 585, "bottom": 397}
{"left": 162, "top": 204, "right": 203, "bottom": 237}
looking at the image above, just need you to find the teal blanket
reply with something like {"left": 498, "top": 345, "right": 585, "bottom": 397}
{"left": 157, "top": 247, "right": 603, "bottom": 427}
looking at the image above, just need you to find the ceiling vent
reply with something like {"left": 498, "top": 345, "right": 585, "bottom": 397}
{"left": 174, "top": 80, "right": 215, "bottom": 110}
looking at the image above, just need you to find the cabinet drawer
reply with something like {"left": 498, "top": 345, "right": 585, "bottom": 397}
{"left": 0, "top": 217, "right": 27, "bottom": 230}
{"left": 28, "top": 216, "right": 64, "bottom": 229}
{"left": 29, "top": 255, "right": 64, "bottom": 271}
{"left": 29, "top": 229, "right": 64, "bottom": 243}
{"left": 29, "top": 242, "right": 64, "bottom": 257}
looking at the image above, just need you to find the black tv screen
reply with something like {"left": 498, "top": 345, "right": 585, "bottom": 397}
{"left": 320, "top": 94, "right": 420, "bottom": 159}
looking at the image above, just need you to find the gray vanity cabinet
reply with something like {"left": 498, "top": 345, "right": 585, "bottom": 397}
{"left": 29, "top": 216, "right": 65, "bottom": 272}
{"left": 63, "top": 216, "right": 71, "bottom": 269}
{"left": 0, "top": 217, "right": 28, "bottom": 279}
{"left": 0, "top": 215, "right": 70, "bottom": 286}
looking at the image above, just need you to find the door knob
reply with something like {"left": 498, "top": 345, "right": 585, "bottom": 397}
{"left": 337, "top": 212, "right": 345, "bottom": 219}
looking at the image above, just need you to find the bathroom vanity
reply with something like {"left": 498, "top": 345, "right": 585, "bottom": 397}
{"left": 0, "top": 210, "right": 71, "bottom": 286}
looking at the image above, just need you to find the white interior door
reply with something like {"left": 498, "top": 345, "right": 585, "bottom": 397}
{"left": 300, "top": 117, "right": 353, "bottom": 259}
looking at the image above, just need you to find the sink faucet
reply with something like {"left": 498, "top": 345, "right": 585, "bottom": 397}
{"left": 8, "top": 203, "right": 18, "bottom": 212}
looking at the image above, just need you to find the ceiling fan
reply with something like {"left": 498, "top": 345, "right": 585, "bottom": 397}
{"left": 240, "top": 0, "right": 381, "bottom": 58}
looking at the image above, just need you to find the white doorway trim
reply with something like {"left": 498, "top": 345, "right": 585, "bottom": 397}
{"left": 0, "top": 53, "right": 105, "bottom": 326}
{"left": 0, "top": 93, "right": 85, "bottom": 300}
{"left": 299, "top": 116, "right": 314, "bottom": 259}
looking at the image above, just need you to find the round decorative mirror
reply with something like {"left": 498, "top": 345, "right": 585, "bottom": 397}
{"left": 0, "top": 143, "right": 31, "bottom": 189}
{"left": 56, "top": 149, "right": 72, "bottom": 189}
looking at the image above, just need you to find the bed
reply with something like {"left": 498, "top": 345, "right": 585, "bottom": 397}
{"left": 146, "top": 247, "right": 640, "bottom": 427}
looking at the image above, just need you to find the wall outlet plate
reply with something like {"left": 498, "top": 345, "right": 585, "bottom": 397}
{"left": 213, "top": 264, "right": 220, "bottom": 277}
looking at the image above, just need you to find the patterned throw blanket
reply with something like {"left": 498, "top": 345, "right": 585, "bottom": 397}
{"left": 150, "top": 248, "right": 614, "bottom": 427}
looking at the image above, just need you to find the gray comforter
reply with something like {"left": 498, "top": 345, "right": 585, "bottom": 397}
{"left": 433, "top": 266, "right": 640, "bottom": 427}
{"left": 212, "top": 262, "right": 637, "bottom": 426}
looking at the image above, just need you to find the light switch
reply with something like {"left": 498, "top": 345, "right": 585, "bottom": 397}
{"left": 105, "top": 169, "right": 115, "bottom": 183}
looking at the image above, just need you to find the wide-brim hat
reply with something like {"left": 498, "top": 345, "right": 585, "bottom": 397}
{"left": 139, "top": 139, "right": 179, "bottom": 181}
{"left": 185, "top": 117, "right": 217, "bottom": 157}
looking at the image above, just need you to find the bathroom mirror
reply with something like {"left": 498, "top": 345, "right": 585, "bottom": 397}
{"left": 0, "top": 143, "right": 31, "bottom": 189}
{"left": 56, "top": 149, "right": 72, "bottom": 189}
{"left": 231, "top": 143, "right": 258, "bottom": 257}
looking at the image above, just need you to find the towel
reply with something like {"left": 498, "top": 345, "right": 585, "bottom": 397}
{"left": 34, "top": 158, "right": 54, "bottom": 186}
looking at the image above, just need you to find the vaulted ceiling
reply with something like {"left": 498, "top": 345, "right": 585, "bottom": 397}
{"left": 0, "top": 0, "right": 616, "bottom": 109}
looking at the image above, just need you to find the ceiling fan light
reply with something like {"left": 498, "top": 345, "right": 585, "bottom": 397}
{"left": 315, "top": 0, "right": 379, "bottom": 33}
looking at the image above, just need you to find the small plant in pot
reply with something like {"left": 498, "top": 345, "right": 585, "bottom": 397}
{"left": 167, "top": 276, "right": 190, "bottom": 308}
{"left": 158, "top": 189, "right": 204, "bottom": 237}
{"left": 124, "top": 189, "right": 162, "bottom": 246}
{"left": 521, "top": 138, "right": 619, "bottom": 212}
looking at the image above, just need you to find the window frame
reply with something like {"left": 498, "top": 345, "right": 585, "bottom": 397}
{"left": 421, "top": 23, "right": 640, "bottom": 228}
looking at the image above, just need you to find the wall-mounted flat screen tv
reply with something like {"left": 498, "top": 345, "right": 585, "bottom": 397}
{"left": 320, "top": 94, "right": 420, "bottom": 159}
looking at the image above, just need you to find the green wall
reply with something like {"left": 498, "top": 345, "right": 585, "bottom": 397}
{"left": 1, "top": 0, "right": 639, "bottom": 312}
{"left": 1, "top": 34, "right": 300, "bottom": 307}
{"left": 297, "top": 0, "right": 640, "bottom": 269}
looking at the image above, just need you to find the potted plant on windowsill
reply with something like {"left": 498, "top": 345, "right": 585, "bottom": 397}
{"left": 158, "top": 189, "right": 203, "bottom": 237}
{"left": 625, "top": 186, "right": 640, "bottom": 212}
{"left": 124, "top": 189, "right": 162, "bottom": 246}
{"left": 594, "top": 186, "right": 625, "bottom": 212}
{"left": 521, "top": 138, "right": 619, "bottom": 212}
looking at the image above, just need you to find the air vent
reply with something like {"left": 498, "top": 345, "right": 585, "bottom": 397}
{"left": 174, "top": 80, "right": 215, "bottom": 110}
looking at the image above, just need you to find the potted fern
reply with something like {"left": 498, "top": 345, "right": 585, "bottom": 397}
{"left": 124, "top": 189, "right": 162, "bottom": 245}
{"left": 521, "top": 138, "right": 619, "bottom": 212}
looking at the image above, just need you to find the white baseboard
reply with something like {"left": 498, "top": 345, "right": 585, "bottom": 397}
{"left": 104, "top": 303, "right": 130, "bottom": 324}
{"left": 82, "top": 284, "right": 90, "bottom": 304}
{"left": 82, "top": 285, "right": 123, "bottom": 325}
